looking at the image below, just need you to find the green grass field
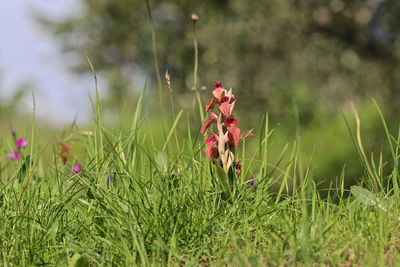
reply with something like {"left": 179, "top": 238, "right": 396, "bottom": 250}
{"left": 1, "top": 81, "right": 400, "bottom": 266}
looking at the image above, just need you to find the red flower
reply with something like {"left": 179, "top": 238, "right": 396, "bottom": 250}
{"left": 204, "top": 133, "right": 219, "bottom": 160}
{"left": 225, "top": 118, "right": 240, "bottom": 148}
{"left": 205, "top": 98, "right": 217, "bottom": 113}
{"left": 201, "top": 112, "right": 218, "bottom": 135}
{"left": 201, "top": 81, "right": 255, "bottom": 174}
{"left": 234, "top": 161, "right": 242, "bottom": 179}
{"left": 205, "top": 82, "right": 230, "bottom": 112}
{"left": 214, "top": 81, "right": 223, "bottom": 89}
{"left": 219, "top": 101, "right": 235, "bottom": 118}
{"left": 225, "top": 89, "right": 236, "bottom": 102}
{"left": 213, "top": 87, "right": 225, "bottom": 102}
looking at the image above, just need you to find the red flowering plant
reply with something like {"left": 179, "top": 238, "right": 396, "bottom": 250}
{"left": 201, "top": 81, "right": 255, "bottom": 187}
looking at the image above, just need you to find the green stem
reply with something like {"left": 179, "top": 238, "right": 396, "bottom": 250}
{"left": 192, "top": 16, "right": 204, "bottom": 122}
{"left": 146, "top": 0, "right": 164, "bottom": 112}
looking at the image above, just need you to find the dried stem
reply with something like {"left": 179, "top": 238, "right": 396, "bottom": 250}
{"left": 165, "top": 71, "right": 176, "bottom": 120}
{"left": 165, "top": 71, "right": 180, "bottom": 153}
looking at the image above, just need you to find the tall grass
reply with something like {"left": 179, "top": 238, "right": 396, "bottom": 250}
{"left": 1, "top": 85, "right": 400, "bottom": 265}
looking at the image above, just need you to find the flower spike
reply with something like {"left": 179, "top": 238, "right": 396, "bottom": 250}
{"left": 201, "top": 81, "right": 255, "bottom": 177}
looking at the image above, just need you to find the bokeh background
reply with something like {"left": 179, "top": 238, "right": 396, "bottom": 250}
{"left": 1, "top": 0, "right": 400, "bottom": 188}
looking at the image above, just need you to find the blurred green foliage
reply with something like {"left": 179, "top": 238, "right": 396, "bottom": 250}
{"left": 37, "top": 0, "right": 400, "bottom": 117}
{"left": 33, "top": 0, "right": 400, "bottom": 185}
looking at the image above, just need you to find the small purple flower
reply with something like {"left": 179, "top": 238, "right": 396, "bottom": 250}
{"left": 2, "top": 176, "right": 10, "bottom": 183}
{"left": 248, "top": 177, "right": 257, "bottom": 186}
{"left": 16, "top": 138, "right": 28, "bottom": 148}
{"left": 388, "top": 195, "right": 392, "bottom": 199}
{"left": 247, "top": 176, "right": 259, "bottom": 192}
{"left": 11, "top": 127, "right": 16, "bottom": 136}
{"left": 73, "top": 163, "right": 82, "bottom": 174}
{"left": 8, "top": 150, "right": 20, "bottom": 161}
{"left": 107, "top": 175, "right": 113, "bottom": 189}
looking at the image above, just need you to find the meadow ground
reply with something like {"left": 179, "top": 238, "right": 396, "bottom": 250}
{"left": 1, "top": 84, "right": 400, "bottom": 266}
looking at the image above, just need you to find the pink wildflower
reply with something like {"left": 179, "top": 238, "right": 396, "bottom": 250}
{"left": 8, "top": 150, "right": 20, "bottom": 161}
{"left": 73, "top": 163, "right": 82, "bottom": 174}
{"left": 16, "top": 138, "right": 28, "bottom": 148}
{"left": 204, "top": 132, "right": 219, "bottom": 160}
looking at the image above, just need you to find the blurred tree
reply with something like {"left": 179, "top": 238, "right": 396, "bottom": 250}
{"left": 36, "top": 0, "right": 400, "bottom": 122}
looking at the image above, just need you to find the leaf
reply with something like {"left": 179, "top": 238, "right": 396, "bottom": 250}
{"left": 215, "top": 163, "right": 230, "bottom": 198}
{"left": 351, "top": 186, "right": 394, "bottom": 216}
{"left": 351, "top": 186, "right": 381, "bottom": 206}
{"left": 162, "top": 110, "right": 183, "bottom": 151}
{"left": 69, "top": 254, "right": 89, "bottom": 267}
{"left": 47, "top": 219, "right": 59, "bottom": 240}
{"left": 156, "top": 151, "right": 168, "bottom": 176}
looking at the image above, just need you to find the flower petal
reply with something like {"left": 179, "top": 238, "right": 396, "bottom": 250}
{"left": 226, "top": 88, "right": 236, "bottom": 103}
{"left": 212, "top": 88, "right": 225, "bottom": 102}
{"left": 213, "top": 81, "right": 223, "bottom": 89}
{"left": 227, "top": 124, "right": 240, "bottom": 148}
{"left": 239, "top": 129, "right": 256, "bottom": 141}
{"left": 200, "top": 113, "right": 218, "bottom": 135}
{"left": 219, "top": 102, "right": 233, "bottom": 117}
{"left": 210, "top": 112, "right": 218, "bottom": 120}
{"left": 201, "top": 119, "right": 213, "bottom": 135}
{"left": 73, "top": 163, "right": 82, "bottom": 174}
{"left": 204, "top": 140, "right": 218, "bottom": 160}
{"left": 209, "top": 132, "right": 219, "bottom": 142}
{"left": 225, "top": 118, "right": 238, "bottom": 127}
{"left": 8, "top": 150, "right": 20, "bottom": 161}
{"left": 205, "top": 137, "right": 216, "bottom": 145}
{"left": 205, "top": 98, "right": 216, "bottom": 112}
{"left": 16, "top": 138, "right": 27, "bottom": 148}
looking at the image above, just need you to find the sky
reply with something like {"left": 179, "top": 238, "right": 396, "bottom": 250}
{"left": 0, "top": 0, "right": 94, "bottom": 125}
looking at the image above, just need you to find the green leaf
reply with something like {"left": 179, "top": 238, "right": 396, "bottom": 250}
{"left": 69, "top": 254, "right": 89, "bottom": 267}
{"left": 162, "top": 110, "right": 183, "bottom": 151}
{"left": 351, "top": 186, "right": 380, "bottom": 206}
{"left": 215, "top": 163, "right": 231, "bottom": 198}
{"left": 156, "top": 151, "right": 168, "bottom": 176}
{"left": 351, "top": 186, "right": 392, "bottom": 216}
{"left": 47, "top": 219, "right": 59, "bottom": 240}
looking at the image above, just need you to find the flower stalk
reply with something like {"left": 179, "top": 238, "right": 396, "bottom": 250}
{"left": 201, "top": 81, "right": 255, "bottom": 178}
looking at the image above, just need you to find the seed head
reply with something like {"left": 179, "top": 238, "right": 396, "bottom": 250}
{"left": 59, "top": 141, "right": 72, "bottom": 165}
{"left": 191, "top": 14, "right": 199, "bottom": 22}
